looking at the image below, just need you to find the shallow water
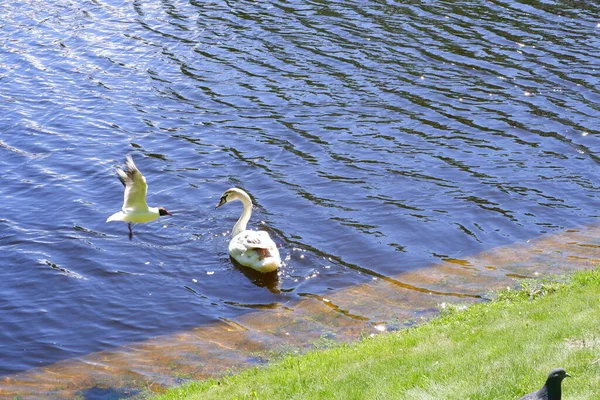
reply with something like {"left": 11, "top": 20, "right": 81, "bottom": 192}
{"left": 1, "top": 0, "right": 599, "bottom": 379}
{"left": 2, "top": 223, "right": 598, "bottom": 399}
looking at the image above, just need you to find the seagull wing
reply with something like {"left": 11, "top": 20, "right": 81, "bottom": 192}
{"left": 117, "top": 155, "right": 149, "bottom": 212}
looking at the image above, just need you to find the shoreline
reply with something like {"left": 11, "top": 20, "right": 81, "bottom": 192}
{"left": 153, "top": 268, "right": 600, "bottom": 399}
{"left": 1, "top": 224, "right": 598, "bottom": 399}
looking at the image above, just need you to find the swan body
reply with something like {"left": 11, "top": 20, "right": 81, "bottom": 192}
{"left": 107, "top": 155, "right": 172, "bottom": 237}
{"left": 216, "top": 188, "right": 281, "bottom": 273}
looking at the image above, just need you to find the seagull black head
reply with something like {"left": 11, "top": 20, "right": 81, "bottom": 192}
{"left": 158, "top": 207, "right": 172, "bottom": 216}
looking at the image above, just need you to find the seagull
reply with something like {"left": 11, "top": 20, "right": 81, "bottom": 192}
{"left": 106, "top": 155, "right": 172, "bottom": 238}
{"left": 519, "top": 368, "right": 571, "bottom": 400}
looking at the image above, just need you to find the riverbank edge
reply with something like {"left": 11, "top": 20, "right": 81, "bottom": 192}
{"left": 150, "top": 268, "right": 600, "bottom": 399}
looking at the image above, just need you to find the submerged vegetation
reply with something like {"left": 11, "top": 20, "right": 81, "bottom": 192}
{"left": 152, "top": 269, "right": 600, "bottom": 399}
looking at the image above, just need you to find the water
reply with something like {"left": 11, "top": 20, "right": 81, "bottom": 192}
{"left": 1, "top": 0, "right": 599, "bottom": 379}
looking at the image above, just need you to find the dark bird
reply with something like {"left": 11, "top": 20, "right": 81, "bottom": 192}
{"left": 519, "top": 368, "right": 570, "bottom": 400}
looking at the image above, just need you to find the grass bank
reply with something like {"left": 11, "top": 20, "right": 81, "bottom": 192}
{"left": 152, "top": 269, "right": 600, "bottom": 399}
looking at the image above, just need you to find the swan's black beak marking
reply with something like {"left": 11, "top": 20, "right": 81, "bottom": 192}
{"left": 216, "top": 196, "right": 227, "bottom": 208}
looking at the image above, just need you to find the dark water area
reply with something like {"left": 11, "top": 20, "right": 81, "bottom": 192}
{"left": 1, "top": 0, "right": 599, "bottom": 376}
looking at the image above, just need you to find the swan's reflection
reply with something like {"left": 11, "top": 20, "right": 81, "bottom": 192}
{"left": 230, "top": 257, "right": 281, "bottom": 294}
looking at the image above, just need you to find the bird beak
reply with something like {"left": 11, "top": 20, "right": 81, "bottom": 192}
{"left": 565, "top": 373, "right": 571, "bottom": 378}
{"left": 166, "top": 211, "right": 173, "bottom": 216}
{"left": 216, "top": 197, "right": 226, "bottom": 208}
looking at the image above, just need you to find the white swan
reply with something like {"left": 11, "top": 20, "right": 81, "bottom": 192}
{"left": 106, "top": 155, "right": 172, "bottom": 238}
{"left": 216, "top": 188, "right": 281, "bottom": 273}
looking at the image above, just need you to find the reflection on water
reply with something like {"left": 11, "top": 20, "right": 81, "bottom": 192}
{"left": 230, "top": 257, "right": 281, "bottom": 294}
{"left": 0, "top": 0, "right": 599, "bottom": 395}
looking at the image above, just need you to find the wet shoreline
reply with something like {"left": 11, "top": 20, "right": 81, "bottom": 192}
{"left": 2, "top": 223, "right": 598, "bottom": 399}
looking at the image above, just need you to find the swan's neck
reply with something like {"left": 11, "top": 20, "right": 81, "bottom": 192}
{"left": 232, "top": 196, "right": 252, "bottom": 236}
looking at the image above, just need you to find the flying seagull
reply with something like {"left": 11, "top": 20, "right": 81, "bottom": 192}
{"left": 519, "top": 368, "right": 571, "bottom": 400}
{"left": 106, "top": 155, "right": 172, "bottom": 238}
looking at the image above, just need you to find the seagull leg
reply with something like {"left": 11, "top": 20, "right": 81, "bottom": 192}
{"left": 128, "top": 223, "right": 133, "bottom": 240}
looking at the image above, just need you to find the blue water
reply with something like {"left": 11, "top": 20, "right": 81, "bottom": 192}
{"left": 1, "top": 0, "right": 599, "bottom": 376}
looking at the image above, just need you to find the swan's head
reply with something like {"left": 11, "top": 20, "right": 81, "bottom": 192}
{"left": 216, "top": 188, "right": 251, "bottom": 208}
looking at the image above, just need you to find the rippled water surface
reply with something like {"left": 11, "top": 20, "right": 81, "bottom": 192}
{"left": 1, "top": 0, "right": 599, "bottom": 376}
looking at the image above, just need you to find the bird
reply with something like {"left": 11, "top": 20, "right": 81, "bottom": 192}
{"left": 215, "top": 188, "right": 281, "bottom": 273}
{"left": 106, "top": 155, "right": 172, "bottom": 238}
{"left": 519, "top": 368, "right": 571, "bottom": 400}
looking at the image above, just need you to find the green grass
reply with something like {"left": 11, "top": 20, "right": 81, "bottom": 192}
{"left": 151, "top": 269, "right": 600, "bottom": 399}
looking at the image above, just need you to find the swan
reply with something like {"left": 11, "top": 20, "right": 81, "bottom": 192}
{"left": 106, "top": 155, "right": 172, "bottom": 238}
{"left": 216, "top": 188, "right": 281, "bottom": 273}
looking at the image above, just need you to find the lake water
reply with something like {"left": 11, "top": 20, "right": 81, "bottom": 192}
{"left": 1, "top": 0, "right": 599, "bottom": 380}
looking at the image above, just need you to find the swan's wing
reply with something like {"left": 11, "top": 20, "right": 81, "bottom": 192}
{"left": 117, "top": 155, "right": 149, "bottom": 212}
{"left": 243, "top": 233, "right": 272, "bottom": 249}
{"left": 230, "top": 230, "right": 281, "bottom": 272}
{"left": 232, "top": 231, "right": 279, "bottom": 258}
{"left": 236, "top": 231, "right": 275, "bottom": 249}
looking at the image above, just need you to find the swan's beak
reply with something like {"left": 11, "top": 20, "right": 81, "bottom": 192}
{"left": 216, "top": 197, "right": 227, "bottom": 208}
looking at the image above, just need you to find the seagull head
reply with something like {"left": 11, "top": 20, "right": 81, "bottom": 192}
{"left": 158, "top": 207, "right": 173, "bottom": 217}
